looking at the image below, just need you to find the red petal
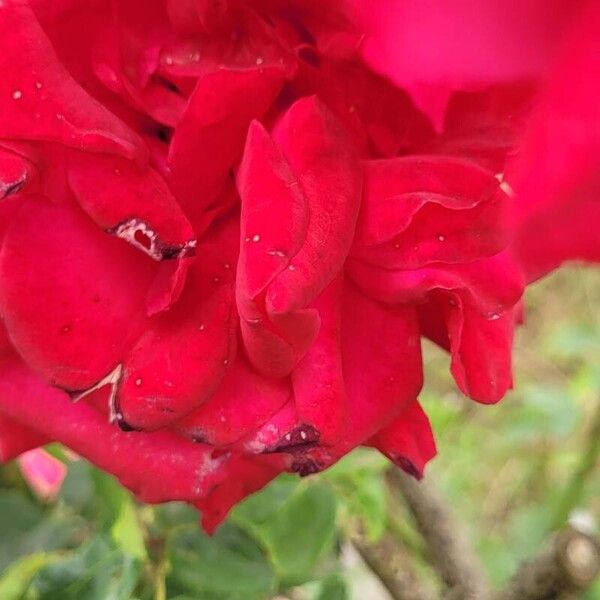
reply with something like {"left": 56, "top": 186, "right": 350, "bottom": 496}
{"left": 236, "top": 97, "right": 362, "bottom": 377}
{"left": 117, "top": 218, "right": 239, "bottom": 430}
{"left": 512, "top": 2, "right": 600, "bottom": 280}
{"left": 0, "top": 414, "right": 49, "bottom": 462}
{"left": 168, "top": 66, "right": 286, "bottom": 220}
{"left": 445, "top": 298, "right": 517, "bottom": 403}
{"left": 68, "top": 152, "right": 196, "bottom": 260}
{"left": 353, "top": 156, "right": 510, "bottom": 269}
{"left": 195, "top": 453, "right": 286, "bottom": 534}
{"left": 291, "top": 277, "right": 346, "bottom": 445}
{"left": 0, "top": 354, "right": 231, "bottom": 504}
{"left": 0, "top": 2, "right": 143, "bottom": 160}
{"left": 369, "top": 399, "right": 437, "bottom": 479}
{"left": 289, "top": 58, "right": 433, "bottom": 157}
{"left": 356, "top": 0, "right": 580, "bottom": 119}
{"left": 419, "top": 84, "right": 535, "bottom": 172}
{"left": 0, "top": 146, "right": 37, "bottom": 200}
{"left": 275, "top": 284, "right": 423, "bottom": 475}
{"left": 174, "top": 356, "right": 291, "bottom": 447}
{"left": 166, "top": 0, "right": 231, "bottom": 34}
{"left": 348, "top": 252, "right": 523, "bottom": 403}
{"left": 0, "top": 197, "right": 155, "bottom": 390}
{"left": 337, "top": 284, "right": 423, "bottom": 451}
{"left": 348, "top": 252, "right": 523, "bottom": 318}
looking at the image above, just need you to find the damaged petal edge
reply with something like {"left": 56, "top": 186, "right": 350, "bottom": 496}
{"left": 107, "top": 218, "right": 197, "bottom": 261}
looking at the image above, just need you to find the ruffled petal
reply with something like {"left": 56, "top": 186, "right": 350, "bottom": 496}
{"left": 236, "top": 97, "right": 362, "bottom": 377}
{"left": 352, "top": 156, "right": 510, "bottom": 269}
{"left": 347, "top": 252, "right": 523, "bottom": 317}
{"left": 0, "top": 197, "right": 155, "bottom": 391}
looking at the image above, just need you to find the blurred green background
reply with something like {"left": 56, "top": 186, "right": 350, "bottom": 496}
{"left": 0, "top": 266, "right": 598, "bottom": 600}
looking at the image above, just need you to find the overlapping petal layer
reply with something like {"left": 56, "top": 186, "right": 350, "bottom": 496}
{"left": 0, "top": 0, "right": 598, "bottom": 533}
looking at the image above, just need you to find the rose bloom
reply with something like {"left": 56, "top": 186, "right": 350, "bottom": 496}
{"left": 0, "top": 0, "right": 598, "bottom": 531}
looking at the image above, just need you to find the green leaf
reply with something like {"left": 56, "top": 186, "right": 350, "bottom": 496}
{"left": 231, "top": 475, "right": 299, "bottom": 528}
{"left": 112, "top": 495, "right": 147, "bottom": 561}
{"left": 58, "top": 461, "right": 94, "bottom": 513}
{"left": 326, "top": 468, "right": 387, "bottom": 541}
{"left": 252, "top": 484, "right": 338, "bottom": 584}
{"left": 28, "top": 535, "right": 140, "bottom": 600}
{"left": 0, "top": 491, "right": 84, "bottom": 572}
{"left": 316, "top": 575, "right": 348, "bottom": 600}
{"left": 91, "top": 470, "right": 128, "bottom": 527}
{"left": 167, "top": 524, "right": 275, "bottom": 600}
{"left": 0, "top": 552, "right": 62, "bottom": 600}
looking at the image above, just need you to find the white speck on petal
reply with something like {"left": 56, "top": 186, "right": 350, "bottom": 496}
{"left": 288, "top": 264, "right": 296, "bottom": 271}
{"left": 300, "top": 430, "right": 307, "bottom": 440}
{"left": 438, "top": 235, "right": 445, "bottom": 242}
{"left": 252, "top": 234, "right": 261, "bottom": 243}
{"left": 135, "top": 378, "right": 142, "bottom": 386}
{"left": 495, "top": 172, "right": 515, "bottom": 197}
{"left": 256, "top": 57, "right": 264, "bottom": 65}
{"left": 12, "top": 90, "right": 22, "bottom": 100}
{"left": 35, "top": 81, "right": 43, "bottom": 89}
{"left": 198, "top": 324, "right": 205, "bottom": 331}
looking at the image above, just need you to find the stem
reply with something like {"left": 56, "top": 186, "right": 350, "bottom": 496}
{"left": 350, "top": 530, "right": 437, "bottom": 600}
{"left": 553, "top": 398, "right": 600, "bottom": 528}
{"left": 494, "top": 527, "right": 600, "bottom": 600}
{"left": 387, "top": 469, "right": 491, "bottom": 599}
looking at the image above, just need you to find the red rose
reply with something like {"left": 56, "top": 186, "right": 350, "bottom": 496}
{"left": 0, "top": 0, "right": 598, "bottom": 531}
